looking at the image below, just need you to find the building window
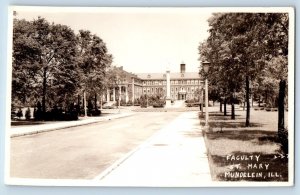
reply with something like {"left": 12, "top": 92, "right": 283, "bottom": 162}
{"left": 151, "top": 88, "right": 154, "bottom": 93}
{"left": 175, "top": 80, "right": 178, "bottom": 84}
{"left": 191, "top": 80, "right": 194, "bottom": 84}
{"left": 171, "top": 80, "right": 174, "bottom": 84}
{"left": 163, "top": 81, "right": 166, "bottom": 85}
{"left": 171, "top": 87, "right": 174, "bottom": 92}
{"left": 195, "top": 80, "right": 198, "bottom": 84}
{"left": 187, "top": 80, "right": 190, "bottom": 84}
{"left": 159, "top": 81, "right": 162, "bottom": 85}
{"left": 187, "top": 87, "right": 190, "bottom": 92}
{"left": 175, "top": 87, "right": 178, "bottom": 92}
{"left": 155, "top": 81, "right": 158, "bottom": 85}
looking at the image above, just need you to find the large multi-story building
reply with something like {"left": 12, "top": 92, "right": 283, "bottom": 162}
{"left": 106, "top": 63, "right": 203, "bottom": 103}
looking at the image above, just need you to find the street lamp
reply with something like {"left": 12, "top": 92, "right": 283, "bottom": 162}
{"left": 198, "top": 70, "right": 203, "bottom": 116}
{"left": 202, "top": 61, "right": 210, "bottom": 128}
{"left": 116, "top": 76, "right": 121, "bottom": 113}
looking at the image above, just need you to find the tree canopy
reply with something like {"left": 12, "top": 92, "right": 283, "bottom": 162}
{"left": 12, "top": 17, "right": 113, "bottom": 117}
{"left": 199, "top": 13, "right": 289, "bottom": 126}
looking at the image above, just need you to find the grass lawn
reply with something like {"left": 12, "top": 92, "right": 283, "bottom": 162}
{"left": 201, "top": 105, "right": 289, "bottom": 182}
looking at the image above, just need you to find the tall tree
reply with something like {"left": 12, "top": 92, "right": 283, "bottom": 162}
{"left": 12, "top": 17, "right": 79, "bottom": 114}
{"left": 31, "top": 17, "right": 79, "bottom": 112}
{"left": 12, "top": 19, "right": 40, "bottom": 107}
{"left": 76, "top": 30, "right": 113, "bottom": 110}
{"left": 200, "top": 13, "right": 289, "bottom": 127}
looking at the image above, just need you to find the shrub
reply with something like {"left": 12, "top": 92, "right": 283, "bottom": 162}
{"left": 89, "top": 109, "right": 101, "bottom": 116}
{"left": 34, "top": 101, "right": 43, "bottom": 121}
{"left": 140, "top": 95, "right": 148, "bottom": 108}
{"left": 63, "top": 110, "right": 79, "bottom": 121}
{"left": 152, "top": 99, "right": 165, "bottom": 108}
{"left": 153, "top": 102, "right": 164, "bottom": 108}
{"left": 16, "top": 108, "right": 23, "bottom": 119}
{"left": 25, "top": 107, "right": 31, "bottom": 120}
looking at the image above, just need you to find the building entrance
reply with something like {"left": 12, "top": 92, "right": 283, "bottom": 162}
{"left": 178, "top": 93, "right": 186, "bottom": 100}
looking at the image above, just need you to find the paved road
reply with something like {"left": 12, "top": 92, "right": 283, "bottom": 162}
{"left": 10, "top": 112, "right": 181, "bottom": 179}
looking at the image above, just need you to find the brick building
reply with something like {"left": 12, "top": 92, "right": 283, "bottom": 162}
{"left": 106, "top": 63, "right": 203, "bottom": 103}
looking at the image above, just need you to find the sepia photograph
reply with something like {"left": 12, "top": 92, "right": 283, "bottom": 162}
{"left": 5, "top": 6, "right": 294, "bottom": 187}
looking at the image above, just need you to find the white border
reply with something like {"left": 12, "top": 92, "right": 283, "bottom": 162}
{"left": 5, "top": 6, "right": 295, "bottom": 187}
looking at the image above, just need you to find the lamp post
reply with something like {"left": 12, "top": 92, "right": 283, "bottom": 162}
{"left": 116, "top": 76, "right": 121, "bottom": 113}
{"left": 198, "top": 67, "right": 203, "bottom": 117}
{"left": 202, "top": 61, "right": 210, "bottom": 128}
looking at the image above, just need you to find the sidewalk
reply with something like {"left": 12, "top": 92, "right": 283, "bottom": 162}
{"left": 10, "top": 112, "right": 134, "bottom": 138}
{"left": 96, "top": 111, "right": 211, "bottom": 187}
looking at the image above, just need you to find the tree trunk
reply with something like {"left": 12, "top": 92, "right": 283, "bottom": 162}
{"left": 94, "top": 93, "right": 98, "bottom": 110}
{"left": 224, "top": 99, "right": 227, "bottom": 116}
{"left": 42, "top": 67, "right": 47, "bottom": 114}
{"left": 278, "top": 79, "right": 286, "bottom": 131}
{"left": 77, "top": 94, "right": 80, "bottom": 108}
{"left": 258, "top": 96, "right": 261, "bottom": 107}
{"left": 100, "top": 93, "right": 103, "bottom": 110}
{"left": 265, "top": 91, "right": 268, "bottom": 107}
{"left": 77, "top": 94, "right": 81, "bottom": 115}
{"left": 220, "top": 99, "right": 222, "bottom": 112}
{"left": 246, "top": 76, "right": 250, "bottom": 127}
{"left": 231, "top": 95, "right": 235, "bottom": 120}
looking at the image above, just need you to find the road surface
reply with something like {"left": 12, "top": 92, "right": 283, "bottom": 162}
{"left": 10, "top": 112, "right": 181, "bottom": 179}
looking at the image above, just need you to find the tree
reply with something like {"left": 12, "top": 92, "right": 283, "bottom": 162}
{"left": 12, "top": 19, "right": 40, "bottom": 107}
{"left": 76, "top": 30, "right": 113, "bottom": 111}
{"left": 31, "top": 17, "right": 79, "bottom": 112}
{"left": 13, "top": 17, "right": 79, "bottom": 115}
{"left": 199, "top": 28, "right": 244, "bottom": 119}
{"left": 200, "top": 13, "right": 289, "bottom": 127}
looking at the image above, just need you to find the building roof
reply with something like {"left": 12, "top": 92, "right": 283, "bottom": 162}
{"left": 137, "top": 72, "right": 201, "bottom": 80}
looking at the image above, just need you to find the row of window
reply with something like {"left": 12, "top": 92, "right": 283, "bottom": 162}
{"left": 142, "top": 87, "right": 165, "bottom": 94}
{"left": 142, "top": 79, "right": 201, "bottom": 86}
{"left": 171, "top": 80, "right": 201, "bottom": 85}
{"left": 143, "top": 80, "right": 166, "bottom": 86}
{"left": 140, "top": 87, "right": 201, "bottom": 94}
{"left": 171, "top": 86, "right": 200, "bottom": 93}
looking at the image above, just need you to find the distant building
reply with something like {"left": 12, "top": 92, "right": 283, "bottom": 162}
{"left": 105, "top": 63, "right": 203, "bottom": 103}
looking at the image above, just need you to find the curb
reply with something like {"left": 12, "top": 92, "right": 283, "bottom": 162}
{"left": 10, "top": 113, "right": 134, "bottom": 138}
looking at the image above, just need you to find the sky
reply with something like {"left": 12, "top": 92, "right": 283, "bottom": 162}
{"left": 14, "top": 7, "right": 212, "bottom": 73}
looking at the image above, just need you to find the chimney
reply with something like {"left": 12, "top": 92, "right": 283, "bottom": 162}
{"left": 180, "top": 63, "right": 186, "bottom": 73}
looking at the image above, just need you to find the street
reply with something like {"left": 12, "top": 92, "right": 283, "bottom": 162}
{"left": 10, "top": 112, "right": 181, "bottom": 179}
